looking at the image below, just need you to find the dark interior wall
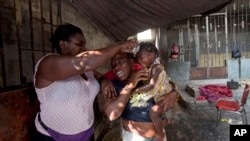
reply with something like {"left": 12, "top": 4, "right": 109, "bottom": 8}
{"left": 0, "top": 0, "right": 114, "bottom": 140}
{"left": 0, "top": 0, "right": 21, "bottom": 87}
{"left": 0, "top": 0, "right": 114, "bottom": 88}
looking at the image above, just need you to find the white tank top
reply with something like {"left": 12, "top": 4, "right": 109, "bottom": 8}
{"left": 34, "top": 54, "right": 100, "bottom": 135}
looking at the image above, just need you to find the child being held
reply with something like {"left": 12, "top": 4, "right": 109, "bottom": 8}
{"left": 133, "top": 42, "right": 173, "bottom": 141}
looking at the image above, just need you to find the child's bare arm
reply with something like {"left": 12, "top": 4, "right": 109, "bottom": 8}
{"left": 169, "top": 80, "right": 177, "bottom": 90}
{"left": 135, "top": 64, "right": 162, "bottom": 93}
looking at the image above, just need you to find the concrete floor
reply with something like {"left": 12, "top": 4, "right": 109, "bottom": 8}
{"left": 101, "top": 80, "right": 250, "bottom": 141}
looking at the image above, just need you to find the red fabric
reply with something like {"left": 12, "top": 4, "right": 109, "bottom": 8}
{"left": 103, "top": 70, "right": 116, "bottom": 80}
{"left": 170, "top": 43, "right": 179, "bottom": 59}
{"left": 196, "top": 95, "right": 207, "bottom": 101}
{"left": 199, "top": 84, "right": 233, "bottom": 103}
{"left": 133, "top": 63, "right": 143, "bottom": 71}
{"left": 216, "top": 100, "right": 240, "bottom": 111}
{"left": 204, "top": 84, "right": 233, "bottom": 97}
{"left": 171, "top": 43, "right": 179, "bottom": 54}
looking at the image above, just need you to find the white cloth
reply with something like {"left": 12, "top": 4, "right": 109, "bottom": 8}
{"left": 122, "top": 128, "right": 167, "bottom": 141}
{"left": 34, "top": 54, "right": 100, "bottom": 135}
{"left": 122, "top": 129, "right": 152, "bottom": 141}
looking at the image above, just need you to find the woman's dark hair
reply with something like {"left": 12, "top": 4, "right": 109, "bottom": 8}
{"left": 125, "top": 52, "right": 135, "bottom": 60}
{"left": 50, "top": 23, "right": 83, "bottom": 54}
{"left": 138, "top": 42, "right": 159, "bottom": 58}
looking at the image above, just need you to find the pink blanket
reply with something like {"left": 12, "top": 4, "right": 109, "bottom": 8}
{"left": 199, "top": 84, "right": 233, "bottom": 103}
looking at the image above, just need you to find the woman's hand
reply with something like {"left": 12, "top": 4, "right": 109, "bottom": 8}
{"left": 158, "top": 90, "right": 179, "bottom": 113}
{"left": 127, "top": 68, "right": 148, "bottom": 90}
{"left": 119, "top": 39, "right": 138, "bottom": 53}
{"left": 100, "top": 78, "right": 117, "bottom": 100}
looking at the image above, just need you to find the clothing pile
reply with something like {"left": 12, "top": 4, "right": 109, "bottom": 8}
{"left": 199, "top": 84, "right": 233, "bottom": 103}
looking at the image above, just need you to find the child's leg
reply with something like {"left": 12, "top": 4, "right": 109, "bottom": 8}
{"left": 149, "top": 100, "right": 165, "bottom": 141}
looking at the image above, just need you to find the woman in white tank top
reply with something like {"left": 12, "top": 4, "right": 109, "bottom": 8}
{"left": 33, "top": 23, "right": 138, "bottom": 141}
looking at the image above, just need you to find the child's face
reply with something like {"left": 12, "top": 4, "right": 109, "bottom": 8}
{"left": 136, "top": 50, "right": 155, "bottom": 68}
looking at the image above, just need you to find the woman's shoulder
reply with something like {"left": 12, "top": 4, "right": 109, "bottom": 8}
{"left": 34, "top": 53, "right": 60, "bottom": 77}
{"left": 37, "top": 53, "right": 59, "bottom": 64}
{"left": 36, "top": 53, "right": 58, "bottom": 63}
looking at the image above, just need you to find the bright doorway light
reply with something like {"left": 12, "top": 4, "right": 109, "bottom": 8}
{"left": 137, "top": 29, "right": 152, "bottom": 41}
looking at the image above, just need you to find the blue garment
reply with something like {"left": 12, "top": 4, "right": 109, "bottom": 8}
{"left": 111, "top": 79, "right": 155, "bottom": 122}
